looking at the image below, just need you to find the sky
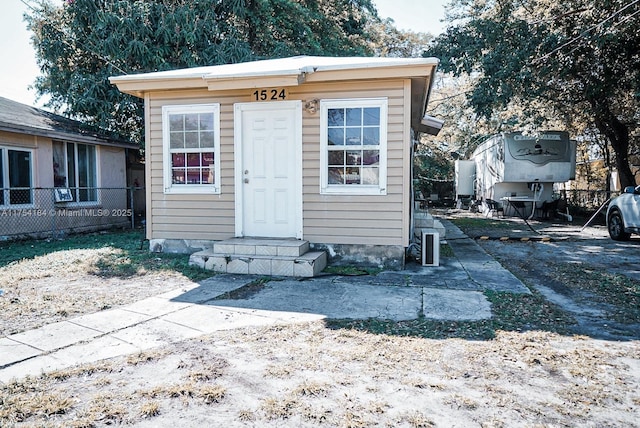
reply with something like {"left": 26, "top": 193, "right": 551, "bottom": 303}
{"left": 0, "top": 0, "right": 447, "bottom": 110}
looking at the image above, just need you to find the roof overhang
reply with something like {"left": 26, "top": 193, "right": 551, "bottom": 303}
{"left": 0, "top": 123, "right": 138, "bottom": 149}
{"left": 110, "top": 56, "right": 441, "bottom": 133}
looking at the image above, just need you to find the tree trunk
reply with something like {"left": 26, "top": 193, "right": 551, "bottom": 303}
{"left": 593, "top": 104, "right": 635, "bottom": 190}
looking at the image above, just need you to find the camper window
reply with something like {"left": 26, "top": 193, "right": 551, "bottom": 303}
{"left": 319, "top": 98, "right": 388, "bottom": 195}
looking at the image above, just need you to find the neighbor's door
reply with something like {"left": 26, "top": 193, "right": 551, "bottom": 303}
{"left": 234, "top": 101, "right": 302, "bottom": 238}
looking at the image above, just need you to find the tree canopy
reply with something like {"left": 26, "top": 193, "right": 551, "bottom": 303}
{"left": 426, "top": 0, "right": 640, "bottom": 188}
{"left": 25, "top": 0, "right": 389, "bottom": 146}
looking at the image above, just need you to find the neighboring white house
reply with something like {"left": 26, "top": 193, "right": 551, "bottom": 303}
{"left": 0, "top": 96, "right": 139, "bottom": 239}
{"left": 110, "top": 56, "right": 440, "bottom": 268}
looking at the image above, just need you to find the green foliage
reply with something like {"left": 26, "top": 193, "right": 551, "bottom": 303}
{"left": 25, "top": 0, "right": 382, "bottom": 147}
{"left": 414, "top": 143, "right": 454, "bottom": 198}
{"left": 427, "top": 0, "right": 640, "bottom": 187}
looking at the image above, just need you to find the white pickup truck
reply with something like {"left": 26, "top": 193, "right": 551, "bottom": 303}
{"left": 607, "top": 185, "right": 640, "bottom": 240}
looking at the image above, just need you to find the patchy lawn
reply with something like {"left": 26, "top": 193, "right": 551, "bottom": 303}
{"left": 1, "top": 226, "right": 639, "bottom": 427}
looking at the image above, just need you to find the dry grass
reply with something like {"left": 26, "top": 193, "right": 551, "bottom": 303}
{"left": 1, "top": 322, "right": 639, "bottom": 427}
{"left": 1, "top": 228, "right": 639, "bottom": 426}
{"left": 0, "top": 231, "right": 206, "bottom": 336}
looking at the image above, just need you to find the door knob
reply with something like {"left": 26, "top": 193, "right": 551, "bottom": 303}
{"left": 244, "top": 178, "right": 249, "bottom": 183}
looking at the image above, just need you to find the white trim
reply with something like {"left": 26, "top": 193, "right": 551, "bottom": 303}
{"left": 161, "top": 104, "right": 221, "bottom": 195}
{"left": 110, "top": 56, "right": 439, "bottom": 83}
{"left": 319, "top": 98, "right": 388, "bottom": 195}
{"left": 234, "top": 101, "right": 303, "bottom": 239}
{"left": 0, "top": 146, "right": 35, "bottom": 208}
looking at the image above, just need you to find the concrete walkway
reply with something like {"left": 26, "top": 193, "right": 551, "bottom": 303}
{"left": 0, "top": 220, "right": 528, "bottom": 383}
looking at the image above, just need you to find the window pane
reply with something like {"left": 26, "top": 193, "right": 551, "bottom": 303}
{"left": 184, "top": 132, "right": 199, "bottom": 149}
{"left": 363, "top": 127, "right": 380, "bottom": 145}
{"left": 169, "top": 114, "right": 184, "bottom": 132}
{"left": 77, "top": 144, "right": 97, "bottom": 202}
{"left": 328, "top": 128, "right": 344, "bottom": 146}
{"left": 8, "top": 150, "right": 31, "bottom": 187}
{"left": 172, "top": 153, "right": 185, "bottom": 167}
{"left": 328, "top": 151, "right": 344, "bottom": 165}
{"left": 170, "top": 132, "right": 184, "bottom": 149}
{"left": 52, "top": 141, "right": 67, "bottom": 187}
{"left": 345, "top": 167, "right": 361, "bottom": 185}
{"left": 200, "top": 131, "right": 215, "bottom": 148}
{"left": 199, "top": 113, "right": 214, "bottom": 131}
{"left": 184, "top": 114, "right": 199, "bottom": 131}
{"left": 172, "top": 169, "right": 185, "bottom": 184}
{"left": 328, "top": 167, "right": 344, "bottom": 184}
{"left": 346, "top": 108, "right": 362, "bottom": 126}
{"left": 186, "top": 168, "right": 200, "bottom": 184}
{"left": 67, "top": 143, "right": 76, "bottom": 188}
{"left": 186, "top": 153, "right": 200, "bottom": 167}
{"left": 345, "top": 128, "right": 361, "bottom": 145}
{"left": 362, "top": 167, "right": 379, "bottom": 185}
{"left": 327, "top": 109, "right": 344, "bottom": 127}
{"left": 363, "top": 107, "right": 380, "bottom": 126}
{"left": 346, "top": 150, "right": 361, "bottom": 166}
{"left": 363, "top": 150, "right": 379, "bottom": 166}
{"left": 0, "top": 149, "right": 3, "bottom": 204}
{"left": 202, "top": 152, "right": 214, "bottom": 166}
{"left": 8, "top": 150, "right": 32, "bottom": 204}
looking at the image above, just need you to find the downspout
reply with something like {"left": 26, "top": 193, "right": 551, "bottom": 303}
{"left": 407, "top": 128, "right": 420, "bottom": 258}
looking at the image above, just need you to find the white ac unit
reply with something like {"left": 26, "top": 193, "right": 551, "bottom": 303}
{"left": 421, "top": 229, "right": 440, "bottom": 266}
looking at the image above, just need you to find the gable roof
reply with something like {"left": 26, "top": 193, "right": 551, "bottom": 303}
{"left": 110, "top": 55, "right": 440, "bottom": 135}
{"left": 0, "top": 96, "right": 137, "bottom": 149}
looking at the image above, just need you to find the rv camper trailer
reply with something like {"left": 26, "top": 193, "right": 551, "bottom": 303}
{"left": 456, "top": 131, "right": 576, "bottom": 218}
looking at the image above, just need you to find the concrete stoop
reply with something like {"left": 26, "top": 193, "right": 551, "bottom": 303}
{"left": 414, "top": 211, "right": 446, "bottom": 239}
{"left": 189, "top": 238, "right": 327, "bottom": 277}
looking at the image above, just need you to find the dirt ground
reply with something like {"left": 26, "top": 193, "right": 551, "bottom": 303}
{"left": 1, "top": 216, "right": 639, "bottom": 427}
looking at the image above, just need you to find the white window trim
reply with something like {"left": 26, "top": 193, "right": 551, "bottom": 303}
{"left": 319, "top": 98, "right": 388, "bottom": 195}
{"left": 54, "top": 141, "right": 101, "bottom": 207}
{"left": 0, "top": 146, "right": 35, "bottom": 208}
{"left": 162, "top": 104, "right": 221, "bottom": 194}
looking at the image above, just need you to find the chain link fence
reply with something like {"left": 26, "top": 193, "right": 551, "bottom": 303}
{"left": 0, "top": 187, "right": 145, "bottom": 241}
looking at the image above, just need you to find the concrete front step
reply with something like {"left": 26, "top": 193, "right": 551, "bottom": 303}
{"left": 415, "top": 219, "right": 446, "bottom": 240}
{"left": 190, "top": 251, "right": 327, "bottom": 277}
{"left": 213, "top": 237, "right": 310, "bottom": 257}
{"left": 414, "top": 211, "right": 435, "bottom": 228}
{"left": 188, "top": 238, "right": 327, "bottom": 277}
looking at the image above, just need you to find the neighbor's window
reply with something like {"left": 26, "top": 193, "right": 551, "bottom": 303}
{"left": 162, "top": 104, "right": 221, "bottom": 194}
{"left": 52, "top": 141, "right": 98, "bottom": 203}
{"left": 0, "top": 147, "right": 34, "bottom": 206}
{"left": 320, "top": 98, "right": 387, "bottom": 195}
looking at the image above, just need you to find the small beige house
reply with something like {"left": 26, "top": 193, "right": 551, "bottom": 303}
{"left": 0, "top": 96, "right": 139, "bottom": 240}
{"left": 110, "top": 56, "right": 440, "bottom": 271}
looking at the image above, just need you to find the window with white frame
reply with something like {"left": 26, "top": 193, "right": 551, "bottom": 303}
{"left": 52, "top": 141, "right": 98, "bottom": 203}
{"left": 0, "top": 147, "right": 33, "bottom": 206}
{"left": 162, "top": 104, "right": 221, "bottom": 194}
{"left": 320, "top": 98, "right": 387, "bottom": 195}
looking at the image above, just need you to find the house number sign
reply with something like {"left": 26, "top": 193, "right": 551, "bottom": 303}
{"left": 252, "top": 88, "right": 287, "bottom": 101}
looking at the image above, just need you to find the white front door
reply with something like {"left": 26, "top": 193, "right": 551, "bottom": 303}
{"left": 234, "top": 101, "right": 302, "bottom": 238}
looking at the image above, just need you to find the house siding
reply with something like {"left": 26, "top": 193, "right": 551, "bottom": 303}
{"left": 145, "top": 79, "right": 411, "bottom": 247}
{"left": 0, "top": 130, "right": 132, "bottom": 239}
